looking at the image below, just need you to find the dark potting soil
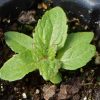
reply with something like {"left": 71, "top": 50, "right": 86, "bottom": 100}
{"left": 0, "top": 0, "right": 100, "bottom": 100}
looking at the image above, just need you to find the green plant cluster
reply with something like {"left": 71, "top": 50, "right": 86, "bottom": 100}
{"left": 0, "top": 7, "right": 96, "bottom": 84}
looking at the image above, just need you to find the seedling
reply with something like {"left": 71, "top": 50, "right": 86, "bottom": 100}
{"left": 0, "top": 7, "right": 96, "bottom": 84}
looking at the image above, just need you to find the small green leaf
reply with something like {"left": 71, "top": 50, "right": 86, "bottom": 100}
{"left": 48, "top": 45, "right": 57, "bottom": 60}
{"left": 61, "top": 43, "right": 95, "bottom": 70}
{"left": 33, "top": 7, "right": 68, "bottom": 51}
{"left": 0, "top": 50, "right": 36, "bottom": 81}
{"left": 39, "top": 59, "right": 61, "bottom": 83}
{"left": 5, "top": 31, "right": 33, "bottom": 53}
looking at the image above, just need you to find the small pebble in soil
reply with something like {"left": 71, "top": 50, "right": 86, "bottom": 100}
{"left": 0, "top": 83, "right": 4, "bottom": 92}
{"left": 35, "top": 89, "right": 40, "bottom": 94}
{"left": 14, "top": 87, "right": 18, "bottom": 91}
{"left": 83, "top": 96, "right": 87, "bottom": 100}
{"left": 95, "top": 52, "right": 100, "bottom": 64}
{"left": 22, "top": 92, "right": 27, "bottom": 99}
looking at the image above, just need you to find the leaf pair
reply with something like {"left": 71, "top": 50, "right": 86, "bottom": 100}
{"left": 0, "top": 7, "right": 96, "bottom": 84}
{"left": 0, "top": 32, "right": 36, "bottom": 81}
{"left": 57, "top": 32, "right": 96, "bottom": 70}
{"left": 32, "top": 7, "right": 68, "bottom": 83}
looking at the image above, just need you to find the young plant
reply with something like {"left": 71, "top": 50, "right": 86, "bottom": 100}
{"left": 0, "top": 7, "right": 96, "bottom": 84}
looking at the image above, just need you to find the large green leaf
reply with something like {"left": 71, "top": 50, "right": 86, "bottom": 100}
{"left": 5, "top": 31, "right": 33, "bottom": 53}
{"left": 60, "top": 43, "right": 95, "bottom": 70}
{"left": 57, "top": 32, "right": 94, "bottom": 58}
{"left": 33, "top": 7, "right": 68, "bottom": 51}
{"left": 64, "top": 32, "right": 94, "bottom": 49}
{"left": 59, "top": 32, "right": 96, "bottom": 70}
{"left": 0, "top": 50, "right": 36, "bottom": 81}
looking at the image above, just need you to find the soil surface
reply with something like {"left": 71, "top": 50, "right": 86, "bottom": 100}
{"left": 0, "top": 0, "right": 100, "bottom": 100}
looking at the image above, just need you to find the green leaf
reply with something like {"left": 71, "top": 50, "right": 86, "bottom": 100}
{"left": 31, "top": 7, "right": 68, "bottom": 83}
{"left": 0, "top": 50, "right": 36, "bottom": 81}
{"left": 50, "top": 72, "right": 62, "bottom": 84}
{"left": 39, "top": 59, "right": 62, "bottom": 83}
{"left": 60, "top": 32, "right": 96, "bottom": 70}
{"left": 57, "top": 32, "right": 94, "bottom": 58}
{"left": 33, "top": 7, "right": 68, "bottom": 51}
{"left": 64, "top": 32, "right": 94, "bottom": 49}
{"left": 48, "top": 45, "right": 57, "bottom": 60}
{"left": 5, "top": 31, "right": 33, "bottom": 53}
{"left": 61, "top": 43, "right": 95, "bottom": 70}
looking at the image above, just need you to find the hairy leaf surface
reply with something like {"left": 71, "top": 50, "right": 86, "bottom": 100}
{"left": 0, "top": 50, "right": 36, "bottom": 81}
{"left": 33, "top": 7, "right": 68, "bottom": 51}
{"left": 5, "top": 31, "right": 33, "bottom": 53}
{"left": 61, "top": 43, "right": 95, "bottom": 70}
